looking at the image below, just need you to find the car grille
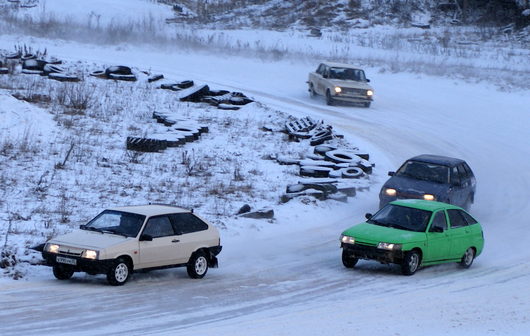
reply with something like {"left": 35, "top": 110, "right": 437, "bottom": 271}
{"left": 58, "top": 246, "right": 83, "bottom": 257}
{"left": 341, "top": 88, "right": 368, "bottom": 96}
{"left": 353, "top": 239, "right": 377, "bottom": 247}
{"left": 396, "top": 191, "right": 423, "bottom": 200}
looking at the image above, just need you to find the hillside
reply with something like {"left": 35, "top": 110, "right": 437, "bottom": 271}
{"left": 163, "top": 0, "right": 530, "bottom": 31}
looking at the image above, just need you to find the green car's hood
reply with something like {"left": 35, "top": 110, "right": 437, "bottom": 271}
{"left": 342, "top": 222, "right": 426, "bottom": 244}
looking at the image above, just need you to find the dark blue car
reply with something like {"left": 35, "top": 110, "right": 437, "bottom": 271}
{"left": 379, "top": 155, "right": 476, "bottom": 210}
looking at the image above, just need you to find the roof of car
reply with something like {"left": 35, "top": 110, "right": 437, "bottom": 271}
{"left": 390, "top": 199, "right": 461, "bottom": 212}
{"left": 108, "top": 204, "right": 190, "bottom": 217}
{"left": 322, "top": 61, "right": 362, "bottom": 70}
{"left": 409, "top": 154, "right": 465, "bottom": 167}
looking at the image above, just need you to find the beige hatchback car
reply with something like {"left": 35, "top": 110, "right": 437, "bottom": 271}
{"left": 307, "top": 61, "right": 374, "bottom": 107}
{"left": 42, "top": 204, "right": 222, "bottom": 285}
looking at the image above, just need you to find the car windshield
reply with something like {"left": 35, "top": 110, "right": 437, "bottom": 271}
{"left": 368, "top": 204, "right": 432, "bottom": 232}
{"left": 396, "top": 160, "right": 450, "bottom": 184}
{"left": 83, "top": 210, "right": 145, "bottom": 238}
{"left": 329, "top": 67, "right": 366, "bottom": 81}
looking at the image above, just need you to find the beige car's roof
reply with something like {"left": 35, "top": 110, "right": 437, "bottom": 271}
{"left": 108, "top": 204, "right": 190, "bottom": 217}
{"left": 322, "top": 61, "right": 362, "bottom": 70}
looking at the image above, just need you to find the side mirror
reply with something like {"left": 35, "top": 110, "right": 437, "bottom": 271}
{"left": 366, "top": 78, "right": 370, "bottom": 82}
{"left": 79, "top": 224, "right": 86, "bottom": 229}
{"left": 388, "top": 171, "right": 395, "bottom": 176}
{"left": 431, "top": 226, "right": 444, "bottom": 233}
{"left": 365, "top": 213, "right": 373, "bottom": 220}
{"left": 140, "top": 234, "right": 153, "bottom": 241}
{"left": 323, "top": 74, "right": 328, "bottom": 79}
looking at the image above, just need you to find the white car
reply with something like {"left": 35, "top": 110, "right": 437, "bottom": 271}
{"left": 42, "top": 204, "right": 222, "bottom": 285}
{"left": 307, "top": 61, "right": 374, "bottom": 107}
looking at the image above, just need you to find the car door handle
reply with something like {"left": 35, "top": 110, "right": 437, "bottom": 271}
{"left": 171, "top": 239, "right": 180, "bottom": 243}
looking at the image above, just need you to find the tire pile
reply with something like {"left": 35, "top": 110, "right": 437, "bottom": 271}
{"left": 278, "top": 116, "right": 374, "bottom": 203}
{"left": 0, "top": 52, "right": 80, "bottom": 82}
{"left": 90, "top": 66, "right": 137, "bottom": 82}
{"left": 161, "top": 82, "right": 254, "bottom": 110}
{"left": 126, "top": 111, "right": 209, "bottom": 152}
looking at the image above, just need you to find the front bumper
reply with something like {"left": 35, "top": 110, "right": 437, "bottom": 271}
{"left": 42, "top": 251, "right": 113, "bottom": 275}
{"left": 342, "top": 242, "right": 404, "bottom": 265}
{"left": 332, "top": 94, "right": 372, "bottom": 103}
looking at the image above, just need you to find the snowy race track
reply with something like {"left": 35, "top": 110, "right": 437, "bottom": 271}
{"left": 1, "top": 39, "right": 530, "bottom": 335}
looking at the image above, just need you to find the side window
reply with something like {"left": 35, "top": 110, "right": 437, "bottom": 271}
{"left": 170, "top": 213, "right": 209, "bottom": 235}
{"left": 447, "top": 209, "right": 468, "bottom": 229}
{"left": 142, "top": 216, "right": 175, "bottom": 238}
{"left": 450, "top": 166, "right": 461, "bottom": 185}
{"left": 316, "top": 64, "right": 325, "bottom": 75}
{"left": 457, "top": 164, "right": 468, "bottom": 180}
{"left": 429, "top": 211, "right": 448, "bottom": 232}
{"left": 460, "top": 211, "right": 478, "bottom": 225}
{"left": 323, "top": 66, "right": 329, "bottom": 78}
{"left": 463, "top": 162, "right": 474, "bottom": 178}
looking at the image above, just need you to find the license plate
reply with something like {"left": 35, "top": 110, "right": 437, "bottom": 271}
{"left": 56, "top": 256, "right": 77, "bottom": 265}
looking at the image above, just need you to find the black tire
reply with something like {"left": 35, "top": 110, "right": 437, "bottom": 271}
{"left": 148, "top": 74, "right": 164, "bottom": 83}
{"left": 325, "top": 90, "right": 334, "bottom": 106}
{"left": 187, "top": 251, "right": 209, "bottom": 279}
{"left": 363, "top": 102, "right": 371, "bottom": 108}
{"left": 107, "top": 258, "right": 131, "bottom": 286}
{"left": 341, "top": 167, "right": 364, "bottom": 179}
{"left": 48, "top": 73, "right": 80, "bottom": 82}
{"left": 52, "top": 265, "right": 74, "bottom": 280}
{"left": 342, "top": 249, "right": 358, "bottom": 268}
{"left": 459, "top": 248, "right": 475, "bottom": 268}
{"left": 105, "top": 65, "right": 132, "bottom": 76}
{"left": 176, "top": 80, "right": 194, "bottom": 89}
{"left": 90, "top": 70, "right": 106, "bottom": 78}
{"left": 401, "top": 250, "right": 421, "bottom": 275}
{"left": 180, "top": 84, "right": 210, "bottom": 102}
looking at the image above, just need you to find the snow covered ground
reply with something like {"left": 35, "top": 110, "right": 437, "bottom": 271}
{"left": 1, "top": 1, "right": 530, "bottom": 335}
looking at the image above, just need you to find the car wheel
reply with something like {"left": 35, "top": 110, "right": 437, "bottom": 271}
{"left": 53, "top": 265, "right": 74, "bottom": 280}
{"left": 401, "top": 250, "right": 421, "bottom": 275}
{"left": 187, "top": 251, "right": 209, "bottom": 279}
{"left": 363, "top": 102, "right": 371, "bottom": 108}
{"left": 107, "top": 258, "right": 131, "bottom": 286}
{"left": 459, "top": 248, "right": 475, "bottom": 268}
{"left": 325, "top": 90, "right": 334, "bottom": 106}
{"left": 341, "top": 250, "right": 358, "bottom": 268}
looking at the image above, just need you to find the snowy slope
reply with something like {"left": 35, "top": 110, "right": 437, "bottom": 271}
{"left": 1, "top": 1, "right": 530, "bottom": 335}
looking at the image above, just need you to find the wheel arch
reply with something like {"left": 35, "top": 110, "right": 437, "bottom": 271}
{"left": 115, "top": 254, "right": 134, "bottom": 270}
{"left": 190, "top": 246, "right": 218, "bottom": 268}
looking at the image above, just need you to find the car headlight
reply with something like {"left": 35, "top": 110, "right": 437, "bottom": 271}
{"left": 334, "top": 86, "right": 342, "bottom": 94}
{"left": 385, "top": 188, "right": 397, "bottom": 196}
{"left": 45, "top": 243, "right": 60, "bottom": 253}
{"left": 423, "top": 194, "right": 435, "bottom": 201}
{"left": 377, "top": 242, "right": 402, "bottom": 251}
{"left": 341, "top": 235, "right": 355, "bottom": 244}
{"left": 366, "top": 90, "right": 373, "bottom": 96}
{"left": 82, "top": 250, "right": 98, "bottom": 260}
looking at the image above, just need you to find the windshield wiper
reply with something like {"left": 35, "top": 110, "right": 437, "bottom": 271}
{"left": 368, "top": 219, "right": 388, "bottom": 227}
{"left": 102, "top": 228, "right": 128, "bottom": 237}
{"left": 83, "top": 226, "right": 103, "bottom": 233}
{"left": 388, "top": 223, "right": 411, "bottom": 231}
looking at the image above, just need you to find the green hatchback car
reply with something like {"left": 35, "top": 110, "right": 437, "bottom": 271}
{"left": 340, "top": 199, "right": 484, "bottom": 275}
